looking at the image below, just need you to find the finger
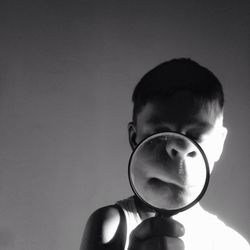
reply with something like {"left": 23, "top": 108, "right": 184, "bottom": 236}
{"left": 129, "top": 236, "right": 185, "bottom": 250}
{"left": 131, "top": 217, "right": 185, "bottom": 241}
{"left": 161, "top": 237, "right": 185, "bottom": 250}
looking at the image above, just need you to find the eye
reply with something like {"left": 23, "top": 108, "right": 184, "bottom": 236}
{"left": 186, "top": 133, "right": 203, "bottom": 143}
{"left": 154, "top": 127, "right": 172, "bottom": 134}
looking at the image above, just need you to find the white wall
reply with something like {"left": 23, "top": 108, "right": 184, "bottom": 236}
{"left": 0, "top": 1, "right": 249, "bottom": 249}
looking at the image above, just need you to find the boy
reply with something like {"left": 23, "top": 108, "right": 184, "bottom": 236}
{"left": 81, "top": 58, "right": 249, "bottom": 250}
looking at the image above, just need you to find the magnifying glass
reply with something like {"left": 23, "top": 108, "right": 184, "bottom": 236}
{"left": 128, "top": 132, "right": 210, "bottom": 217}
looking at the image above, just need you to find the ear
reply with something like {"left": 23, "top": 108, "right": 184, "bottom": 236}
{"left": 214, "top": 126, "right": 228, "bottom": 162}
{"left": 128, "top": 122, "right": 137, "bottom": 150}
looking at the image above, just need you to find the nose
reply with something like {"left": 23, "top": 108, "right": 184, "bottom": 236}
{"left": 166, "top": 138, "right": 197, "bottom": 159}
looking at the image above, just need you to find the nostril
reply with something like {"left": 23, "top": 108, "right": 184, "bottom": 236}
{"left": 171, "top": 149, "right": 178, "bottom": 157}
{"left": 188, "top": 151, "right": 197, "bottom": 157}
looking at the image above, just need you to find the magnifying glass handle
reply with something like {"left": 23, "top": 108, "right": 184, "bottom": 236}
{"left": 155, "top": 210, "right": 177, "bottom": 218}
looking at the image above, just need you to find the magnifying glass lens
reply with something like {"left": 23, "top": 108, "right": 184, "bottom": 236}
{"left": 128, "top": 132, "right": 209, "bottom": 215}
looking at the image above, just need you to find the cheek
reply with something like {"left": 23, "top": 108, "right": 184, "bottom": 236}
{"left": 199, "top": 140, "right": 217, "bottom": 171}
{"left": 135, "top": 130, "right": 150, "bottom": 144}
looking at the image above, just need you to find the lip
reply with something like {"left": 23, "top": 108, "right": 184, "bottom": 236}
{"left": 148, "top": 177, "right": 200, "bottom": 190}
{"left": 148, "top": 177, "right": 185, "bottom": 191}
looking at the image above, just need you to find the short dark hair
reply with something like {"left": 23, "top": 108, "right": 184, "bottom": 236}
{"left": 132, "top": 58, "right": 224, "bottom": 123}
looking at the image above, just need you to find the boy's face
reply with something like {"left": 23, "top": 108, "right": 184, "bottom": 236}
{"left": 129, "top": 91, "right": 227, "bottom": 172}
{"left": 128, "top": 91, "right": 227, "bottom": 209}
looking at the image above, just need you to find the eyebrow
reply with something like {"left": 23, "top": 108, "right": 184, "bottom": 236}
{"left": 146, "top": 117, "right": 213, "bottom": 131}
{"left": 188, "top": 120, "right": 213, "bottom": 129}
{"left": 146, "top": 116, "right": 163, "bottom": 124}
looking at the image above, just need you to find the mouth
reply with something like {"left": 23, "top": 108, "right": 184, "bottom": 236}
{"left": 148, "top": 177, "right": 185, "bottom": 192}
{"left": 147, "top": 176, "right": 202, "bottom": 196}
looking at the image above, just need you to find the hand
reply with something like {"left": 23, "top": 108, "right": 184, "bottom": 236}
{"left": 128, "top": 216, "right": 185, "bottom": 250}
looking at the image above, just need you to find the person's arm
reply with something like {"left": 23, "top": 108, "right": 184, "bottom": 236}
{"left": 80, "top": 205, "right": 126, "bottom": 250}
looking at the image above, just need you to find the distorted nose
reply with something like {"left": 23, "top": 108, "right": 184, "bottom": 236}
{"left": 166, "top": 138, "right": 197, "bottom": 159}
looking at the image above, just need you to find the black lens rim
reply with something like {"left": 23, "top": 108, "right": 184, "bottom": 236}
{"left": 128, "top": 131, "right": 210, "bottom": 216}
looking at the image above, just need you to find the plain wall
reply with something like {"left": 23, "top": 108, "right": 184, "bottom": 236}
{"left": 0, "top": 0, "right": 249, "bottom": 249}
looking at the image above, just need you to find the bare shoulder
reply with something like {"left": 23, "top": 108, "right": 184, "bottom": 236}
{"left": 81, "top": 205, "right": 125, "bottom": 250}
{"left": 89, "top": 205, "right": 121, "bottom": 242}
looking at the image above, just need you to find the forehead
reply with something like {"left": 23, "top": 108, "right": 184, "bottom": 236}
{"left": 136, "top": 91, "right": 221, "bottom": 131}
